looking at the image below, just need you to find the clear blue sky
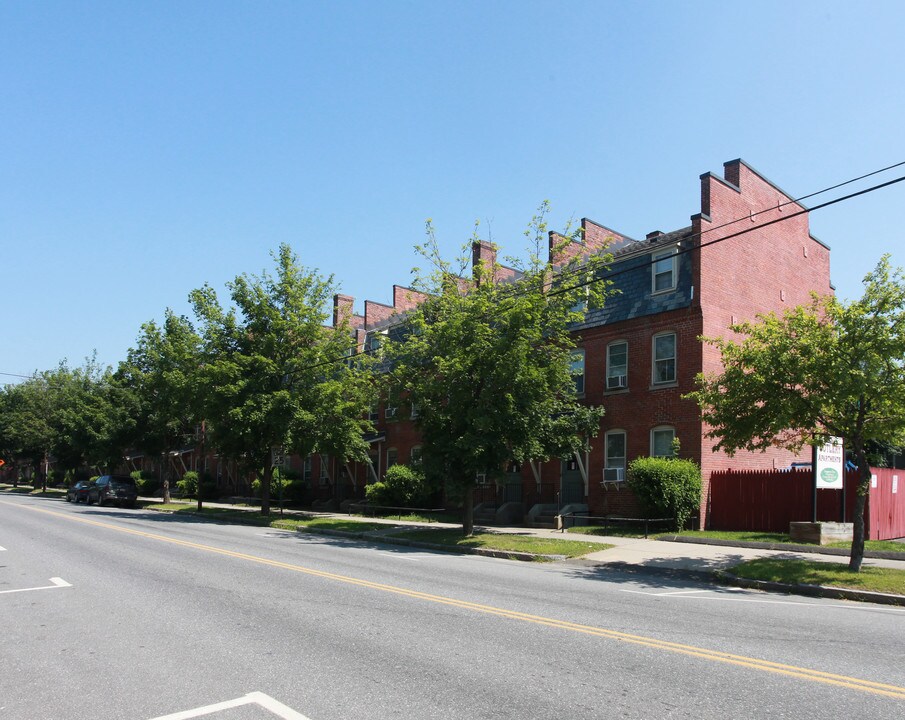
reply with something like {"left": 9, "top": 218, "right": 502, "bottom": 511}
{"left": 3, "top": 1, "right": 903, "bottom": 381}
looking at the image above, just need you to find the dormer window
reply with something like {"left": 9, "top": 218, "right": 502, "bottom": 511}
{"left": 652, "top": 249, "right": 677, "bottom": 293}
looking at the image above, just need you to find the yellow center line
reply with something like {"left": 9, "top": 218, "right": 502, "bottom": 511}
{"left": 10, "top": 500, "right": 905, "bottom": 701}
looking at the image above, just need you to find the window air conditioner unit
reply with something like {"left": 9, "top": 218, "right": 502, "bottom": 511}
{"left": 607, "top": 374, "right": 627, "bottom": 390}
{"left": 602, "top": 467, "right": 625, "bottom": 483}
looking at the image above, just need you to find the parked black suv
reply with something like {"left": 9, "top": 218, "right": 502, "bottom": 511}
{"left": 87, "top": 475, "right": 138, "bottom": 508}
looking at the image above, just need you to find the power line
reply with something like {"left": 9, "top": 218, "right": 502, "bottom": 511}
{"left": 552, "top": 172, "right": 905, "bottom": 297}
{"left": 536, "top": 159, "right": 905, "bottom": 297}
{"left": 285, "top": 163, "right": 905, "bottom": 374}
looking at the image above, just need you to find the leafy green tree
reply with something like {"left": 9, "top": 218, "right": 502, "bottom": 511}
{"left": 190, "top": 244, "right": 376, "bottom": 515}
{"left": 117, "top": 311, "right": 203, "bottom": 503}
{"left": 387, "top": 207, "right": 610, "bottom": 535}
{"left": 0, "top": 359, "right": 129, "bottom": 489}
{"left": 48, "top": 357, "right": 134, "bottom": 475}
{"left": 687, "top": 256, "right": 905, "bottom": 571}
{"left": 0, "top": 376, "right": 54, "bottom": 485}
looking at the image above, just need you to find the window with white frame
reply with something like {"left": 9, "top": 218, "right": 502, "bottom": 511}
{"left": 385, "top": 386, "right": 399, "bottom": 419}
{"left": 410, "top": 445, "right": 422, "bottom": 464}
{"left": 604, "top": 430, "right": 626, "bottom": 482}
{"left": 303, "top": 455, "right": 312, "bottom": 483}
{"left": 651, "top": 426, "right": 676, "bottom": 458}
{"left": 652, "top": 332, "right": 676, "bottom": 385}
{"left": 606, "top": 341, "right": 628, "bottom": 390}
{"left": 652, "top": 249, "right": 677, "bottom": 293}
{"left": 571, "top": 349, "right": 586, "bottom": 395}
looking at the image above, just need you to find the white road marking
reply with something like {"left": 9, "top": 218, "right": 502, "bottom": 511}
{"left": 147, "top": 691, "right": 311, "bottom": 720}
{"left": 378, "top": 552, "right": 421, "bottom": 561}
{"left": 0, "top": 577, "right": 72, "bottom": 595}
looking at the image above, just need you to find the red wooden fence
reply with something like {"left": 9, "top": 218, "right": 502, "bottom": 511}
{"left": 868, "top": 468, "right": 905, "bottom": 541}
{"left": 709, "top": 467, "right": 905, "bottom": 540}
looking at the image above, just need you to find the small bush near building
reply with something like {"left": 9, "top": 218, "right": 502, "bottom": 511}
{"left": 178, "top": 471, "right": 198, "bottom": 498}
{"left": 131, "top": 470, "right": 159, "bottom": 496}
{"left": 365, "top": 465, "right": 431, "bottom": 508}
{"left": 627, "top": 456, "right": 702, "bottom": 530}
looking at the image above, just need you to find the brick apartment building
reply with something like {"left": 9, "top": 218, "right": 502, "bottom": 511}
{"left": 308, "top": 158, "right": 833, "bottom": 528}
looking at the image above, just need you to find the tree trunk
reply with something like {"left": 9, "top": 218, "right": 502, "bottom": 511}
{"left": 261, "top": 464, "right": 272, "bottom": 516}
{"left": 160, "top": 453, "right": 171, "bottom": 504}
{"left": 463, "top": 484, "right": 474, "bottom": 536}
{"left": 848, "top": 447, "right": 872, "bottom": 572}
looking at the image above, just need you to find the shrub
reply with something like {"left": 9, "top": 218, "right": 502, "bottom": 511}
{"left": 178, "top": 471, "right": 198, "bottom": 498}
{"left": 627, "top": 456, "right": 702, "bottom": 530}
{"left": 364, "top": 464, "right": 431, "bottom": 508}
{"left": 131, "top": 470, "right": 159, "bottom": 496}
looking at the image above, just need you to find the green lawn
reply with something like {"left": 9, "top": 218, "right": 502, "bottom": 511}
{"left": 666, "top": 529, "right": 905, "bottom": 554}
{"left": 142, "top": 503, "right": 390, "bottom": 533}
{"left": 388, "top": 528, "right": 610, "bottom": 559}
{"left": 0, "top": 484, "right": 66, "bottom": 497}
{"left": 729, "top": 558, "right": 905, "bottom": 596}
{"left": 566, "top": 525, "right": 649, "bottom": 539}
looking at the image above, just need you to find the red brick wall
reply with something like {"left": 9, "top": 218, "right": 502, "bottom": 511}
{"left": 578, "top": 307, "right": 704, "bottom": 518}
{"left": 364, "top": 300, "right": 395, "bottom": 327}
{"left": 393, "top": 285, "right": 428, "bottom": 312}
{"left": 693, "top": 160, "right": 832, "bottom": 523}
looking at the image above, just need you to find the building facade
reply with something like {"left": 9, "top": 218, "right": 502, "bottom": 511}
{"left": 304, "top": 159, "right": 834, "bottom": 526}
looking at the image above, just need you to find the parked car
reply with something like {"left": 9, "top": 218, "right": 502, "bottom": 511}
{"left": 66, "top": 480, "right": 94, "bottom": 503}
{"left": 87, "top": 475, "right": 138, "bottom": 508}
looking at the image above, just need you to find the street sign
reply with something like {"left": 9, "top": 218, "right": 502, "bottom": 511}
{"left": 815, "top": 437, "right": 844, "bottom": 489}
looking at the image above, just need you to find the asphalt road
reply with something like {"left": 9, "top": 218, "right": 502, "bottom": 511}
{"left": 2, "top": 494, "right": 904, "bottom": 720}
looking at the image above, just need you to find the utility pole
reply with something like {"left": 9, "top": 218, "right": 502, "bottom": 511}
{"left": 197, "top": 420, "right": 206, "bottom": 513}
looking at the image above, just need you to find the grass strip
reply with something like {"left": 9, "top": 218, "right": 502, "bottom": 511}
{"left": 388, "top": 528, "right": 610, "bottom": 559}
{"left": 142, "top": 503, "right": 389, "bottom": 533}
{"left": 665, "top": 530, "right": 792, "bottom": 543}
{"left": 728, "top": 557, "right": 905, "bottom": 595}
{"left": 667, "top": 529, "right": 905, "bottom": 554}
{"left": 566, "top": 525, "right": 648, "bottom": 539}
{"left": 0, "top": 484, "right": 66, "bottom": 497}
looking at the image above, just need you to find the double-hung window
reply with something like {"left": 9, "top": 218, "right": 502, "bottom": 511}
{"left": 651, "top": 426, "right": 676, "bottom": 458}
{"left": 652, "top": 249, "right": 677, "bottom": 293}
{"left": 385, "top": 386, "right": 399, "bottom": 419}
{"left": 604, "top": 431, "right": 626, "bottom": 483}
{"left": 606, "top": 341, "right": 628, "bottom": 390}
{"left": 571, "top": 349, "right": 586, "bottom": 395}
{"left": 652, "top": 332, "right": 676, "bottom": 385}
